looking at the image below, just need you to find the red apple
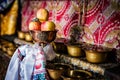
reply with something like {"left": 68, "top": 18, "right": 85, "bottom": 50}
{"left": 29, "top": 18, "right": 41, "bottom": 31}
{"left": 41, "top": 21, "right": 55, "bottom": 31}
{"left": 36, "top": 8, "right": 49, "bottom": 22}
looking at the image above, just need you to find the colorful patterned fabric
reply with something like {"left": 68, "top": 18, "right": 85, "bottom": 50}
{"left": 21, "top": 0, "right": 120, "bottom": 49}
{"left": 83, "top": 0, "right": 120, "bottom": 49}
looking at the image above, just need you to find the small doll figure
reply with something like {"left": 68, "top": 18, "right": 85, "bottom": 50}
{"left": 5, "top": 8, "right": 57, "bottom": 80}
{"left": 5, "top": 24, "right": 56, "bottom": 80}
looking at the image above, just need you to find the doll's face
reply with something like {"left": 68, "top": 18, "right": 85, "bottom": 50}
{"left": 29, "top": 30, "right": 48, "bottom": 44}
{"left": 30, "top": 30, "right": 41, "bottom": 42}
{"left": 30, "top": 30, "right": 57, "bottom": 44}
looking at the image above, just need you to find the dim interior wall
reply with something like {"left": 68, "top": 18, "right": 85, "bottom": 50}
{"left": 21, "top": 0, "right": 120, "bottom": 49}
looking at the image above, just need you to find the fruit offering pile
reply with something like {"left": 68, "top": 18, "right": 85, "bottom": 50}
{"left": 29, "top": 8, "right": 56, "bottom": 31}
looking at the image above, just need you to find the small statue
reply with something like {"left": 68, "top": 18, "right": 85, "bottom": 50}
{"left": 5, "top": 8, "right": 57, "bottom": 80}
{"left": 69, "top": 25, "right": 83, "bottom": 44}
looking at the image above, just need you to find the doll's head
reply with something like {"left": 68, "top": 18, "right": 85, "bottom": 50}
{"left": 28, "top": 18, "right": 42, "bottom": 43}
{"left": 30, "top": 30, "right": 57, "bottom": 44}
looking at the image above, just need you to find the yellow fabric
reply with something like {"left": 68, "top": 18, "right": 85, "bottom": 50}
{"left": 0, "top": 0, "right": 18, "bottom": 35}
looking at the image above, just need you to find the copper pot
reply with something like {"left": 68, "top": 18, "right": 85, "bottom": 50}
{"left": 62, "top": 69, "right": 92, "bottom": 80}
{"left": 47, "top": 68, "right": 63, "bottom": 80}
{"left": 85, "top": 50, "right": 108, "bottom": 63}
{"left": 67, "top": 44, "right": 82, "bottom": 57}
{"left": 47, "top": 63, "right": 71, "bottom": 80}
{"left": 52, "top": 41, "right": 67, "bottom": 53}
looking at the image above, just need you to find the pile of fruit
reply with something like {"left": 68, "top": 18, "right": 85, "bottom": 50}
{"left": 29, "top": 8, "right": 56, "bottom": 31}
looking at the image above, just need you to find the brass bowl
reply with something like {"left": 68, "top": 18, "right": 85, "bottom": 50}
{"left": 25, "top": 33, "right": 33, "bottom": 42}
{"left": 7, "top": 43, "right": 14, "bottom": 47}
{"left": 30, "top": 30, "right": 57, "bottom": 43}
{"left": 46, "top": 63, "right": 72, "bottom": 80}
{"left": 47, "top": 68, "right": 63, "bottom": 80}
{"left": 2, "top": 42, "right": 16, "bottom": 55}
{"left": 85, "top": 50, "right": 108, "bottom": 63}
{"left": 2, "top": 44, "right": 8, "bottom": 52}
{"left": 18, "top": 31, "right": 25, "bottom": 39}
{"left": 52, "top": 40, "right": 67, "bottom": 53}
{"left": 7, "top": 48, "right": 15, "bottom": 56}
{"left": 62, "top": 69, "right": 92, "bottom": 80}
{"left": 67, "top": 44, "right": 82, "bottom": 57}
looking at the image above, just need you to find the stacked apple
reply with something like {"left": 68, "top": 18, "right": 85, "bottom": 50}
{"left": 29, "top": 8, "right": 56, "bottom": 31}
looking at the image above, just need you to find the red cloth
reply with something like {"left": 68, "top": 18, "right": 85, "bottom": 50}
{"left": 21, "top": 0, "right": 120, "bottom": 49}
